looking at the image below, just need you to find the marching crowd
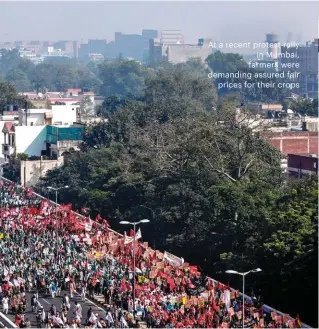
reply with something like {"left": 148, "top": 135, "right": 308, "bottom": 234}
{"left": 0, "top": 179, "right": 303, "bottom": 328}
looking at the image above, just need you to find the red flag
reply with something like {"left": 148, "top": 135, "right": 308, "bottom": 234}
{"left": 129, "top": 229, "right": 134, "bottom": 237}
{"left": 151, "top": 251, "right": 157, "bottom": 262}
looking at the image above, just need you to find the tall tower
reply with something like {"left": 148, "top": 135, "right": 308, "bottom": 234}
{"left": 266, "top": 33, "right": 279, "bottom": 59}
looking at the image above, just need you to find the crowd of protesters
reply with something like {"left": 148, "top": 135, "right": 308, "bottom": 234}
{"left": 0, "top": 179, "right": 304, "bottom": 328}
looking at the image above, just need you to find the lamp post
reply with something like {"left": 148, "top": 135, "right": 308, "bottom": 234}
{"left": 225, "top": 268, "right": 262, "bottom": 328}
{"left": 0, "top": 162, "right": 9, "bottom": 226}
{"left": 47, "top": 185, "right": 69, "bottom": 258}
{"left": 120, "top": 219, "right": 150, "bottom": 316}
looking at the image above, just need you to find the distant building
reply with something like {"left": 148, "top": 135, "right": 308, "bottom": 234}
{"left": 78, "top": 43, "right": 89, "bottom": 59}
{"left": 280, "top": 38, "right": 318, "bottom": 99}
{"left": 160, "top": 30, "right": 184, "bottom": 44}
{"left": 264, "top": 131, "right": 318, "bottom": 155}
{"left": 88, "top": 53, "right": 104, "bottom": 62}
{"left": 18, "top": 47, "right": 37, "bottom": 60}
{"left": 114, "top": 32, "right": 145, "bottom": 60}
{"left": 73, "top": 40, "right": 80, "bottom": 58}
{"left": 2, "top": 121, "right": 84, "bottom": 160}
{"left": 287, "top": 153, "right": 318, "bottom": 178}
{"left": 142, "top": 29, "right": 158, "bottom": 61}
{"left": 150, "top": 38, "right": 213, "bottom": 64}
{"left": 64, "top": 89, "right": 82, "bottom": 97}
{"left": 247, "top": 103, "right": 283, "bottom": 114}
{"left": 88, "top": 39, "right": 107, "bottom": 54}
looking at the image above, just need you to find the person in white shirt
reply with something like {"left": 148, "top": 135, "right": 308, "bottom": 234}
{"left": 74, "top": 302, "right": 82, "bottom": 322}
{"left": 2, "top": 296, "right": 9, "bottom": 314}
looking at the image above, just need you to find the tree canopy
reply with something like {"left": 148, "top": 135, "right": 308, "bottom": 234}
{"left": 36, "top": 63, "right": 318, "bottom": 326}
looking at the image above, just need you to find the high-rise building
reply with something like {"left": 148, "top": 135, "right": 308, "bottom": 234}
{"left": 160, "top": 30, "right": 184, "bottom": 44}
{"left": 73, "top": 41, "right": 80, "bottom": 58}
{"left": 113, "top": 32, "right": 144, "bottom": 60}
{"left": 281, "top": 38, "right": 318, "bottom": 99}
{"left": 88, "top": 39, "right": 107, "bottom": 54}
{"left": 142, "top": 29, "right": 158, "bottom": 61}
{"left": 265, "top": 33, "right": 280, "bottom": 60}
{"left": 149, "top": 38, "right": 213, "bottom": 64}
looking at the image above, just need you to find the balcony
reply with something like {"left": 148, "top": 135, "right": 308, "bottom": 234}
{"left": 2, "top": 144, "right": 15, "bottom": 156}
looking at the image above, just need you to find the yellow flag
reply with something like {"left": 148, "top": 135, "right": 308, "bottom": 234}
{"left": 138, "top": 276, "right": 146, "bottom": 283}
{"left": 182, "top": 296, "right": 187, "bottom": 305}
{"left": 0, "top": 233, "right": 4, "bottom": 239}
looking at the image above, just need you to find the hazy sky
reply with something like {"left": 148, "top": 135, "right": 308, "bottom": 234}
{"left": 1, "top": 1, "right": 318, "bottom": 46}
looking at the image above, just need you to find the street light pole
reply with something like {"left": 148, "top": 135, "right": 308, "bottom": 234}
{"left": 47, "top": 185, "right": 69, "bottom": 260}
{"left": 0, "top": 162, "right": 9, "bottom": 227}
{"left": 225, "top": 268, "right": 262, "bottom": 329}
{"left": 243, "top": 273, "right": 245, "bottom": 329}
{"left": 133, "top": 222, "right": 136, "bottom": 314}
{"left": 55, "top": 189, "right": 58, "bottom": 240}
{"left": 120, "top": 219, "right": 150, "bottom": 317}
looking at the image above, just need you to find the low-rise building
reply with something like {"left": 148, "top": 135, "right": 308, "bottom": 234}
{"left": 263, "top": 131, "right": 318, "bottom": 155}
{"left": 150, "top": 38, "right": 213, "bottom": 64}
{"left": 2, "top": 124, "right": 85, "bottom": 160}
{"left": 287, "top": 153, "right": 318, "bottom": 178}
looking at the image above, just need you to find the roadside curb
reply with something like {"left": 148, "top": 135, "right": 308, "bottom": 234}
{"left": 0, "top": 312, "right": 18, "bottom": 328}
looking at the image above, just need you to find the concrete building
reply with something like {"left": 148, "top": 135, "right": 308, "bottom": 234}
{"left": 64, "top": 89, "right": 82, "bottom": 97}
{"left": 280, "top": 38, "right": 318, "bottom": 99}
{"left": 78, "top": 43, "right": 89, "bottom": 59}
{"left": 51, "top": 105, "right": 77, "bottom": 126}
{"left": 265, "top": 33, "right": 280, "bottom": 60}
{"left": 20, "top": 156, "right": 64, "bottom": 187}
{"left": 17, "top": 105, "right": 78, "bottom": 127}
{"left": 53, "top": 40, "right": 74, "bottom": 57}
{"left": 46, "top": 125, "right": 84, "bottom": 158}
{"left": 287, "top": 153, "right": 318, "bottom": 178}
{"left": 114, "top": 32, "right": 145, "bottom": 60}
{"left": 2, "top": 124, "right": 85, "bottom": 160}
{"left": 18, "top": 108, "right": 52, "bottom": 126}
{"left": 150, "top": 38, "right": 213, "bottom": 64}
{"left": 88, "top": 53, "right": 104, "bottom": 62}
{"left": 160, "top": 30, "right": 184, "bottom": 44}
{"left": 88, "top": 39, "right": 107, "bottom": 54}
{"left": 263, "top": 131, "right": 318, "bottom": 155}
{"left": 142, "top": 29, "right": 158, "bottom": 61}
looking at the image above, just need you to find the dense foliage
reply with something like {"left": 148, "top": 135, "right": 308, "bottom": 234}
{"left": 0, "top": 81, "right": 33, "bottom": 113}
{"left": 36, "top": 64, "right": 318, "bottom": 326}
{"left": 206, "top": 50, "right": 289, "bottom": 102}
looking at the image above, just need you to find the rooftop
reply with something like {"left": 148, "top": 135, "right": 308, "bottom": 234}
{"left": 288, "top": 153, "right": 318, "bottom": 158}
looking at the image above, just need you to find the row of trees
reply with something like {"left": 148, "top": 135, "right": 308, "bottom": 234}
{"left": 2, "top": 48, "right": 311, "bottom": 111}
{"left": 0, "top": 49, "right": 102, "bottom": 93}
{"left": 37, "top": 64, "right": 318, "bottom": 326}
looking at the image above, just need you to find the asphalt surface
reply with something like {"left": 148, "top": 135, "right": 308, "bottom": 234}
{"left": 0, "top": 290, "right": 107, "bottom": 328}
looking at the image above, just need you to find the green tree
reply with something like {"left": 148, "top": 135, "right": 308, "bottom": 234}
{"left": 290, "top": 98, "right": 318, "bottom": 117}
{"left": 98, "top": 59, "right": 151, "bottom": 97}
{"left": 6, "top": 68, "right": 32, "bottom": 91}
{"left": 0, "top": 48, "right": 22, "bottom": 74}
{"left": 0, "top": 81, "right": 32, "bottom": 113}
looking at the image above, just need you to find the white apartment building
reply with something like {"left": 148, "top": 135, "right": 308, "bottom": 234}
{"left": 2, "top": 106, "right": 79, "bottom": 160}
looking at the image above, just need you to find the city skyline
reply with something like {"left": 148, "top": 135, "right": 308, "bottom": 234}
{"left": 1, "top": 1, "right": 318, "bottom": 54}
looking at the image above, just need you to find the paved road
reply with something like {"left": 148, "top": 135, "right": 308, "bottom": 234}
{"left": 0, "top": 290, "right": 107, "bottom": 328}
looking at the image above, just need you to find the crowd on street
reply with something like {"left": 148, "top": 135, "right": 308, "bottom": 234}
{"left": 0, "top": 179, "right": 304, "bottom": 328}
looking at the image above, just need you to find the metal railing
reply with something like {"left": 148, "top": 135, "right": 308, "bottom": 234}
{"left": 0, "top": 177, "right": 310, "bottom": 328}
